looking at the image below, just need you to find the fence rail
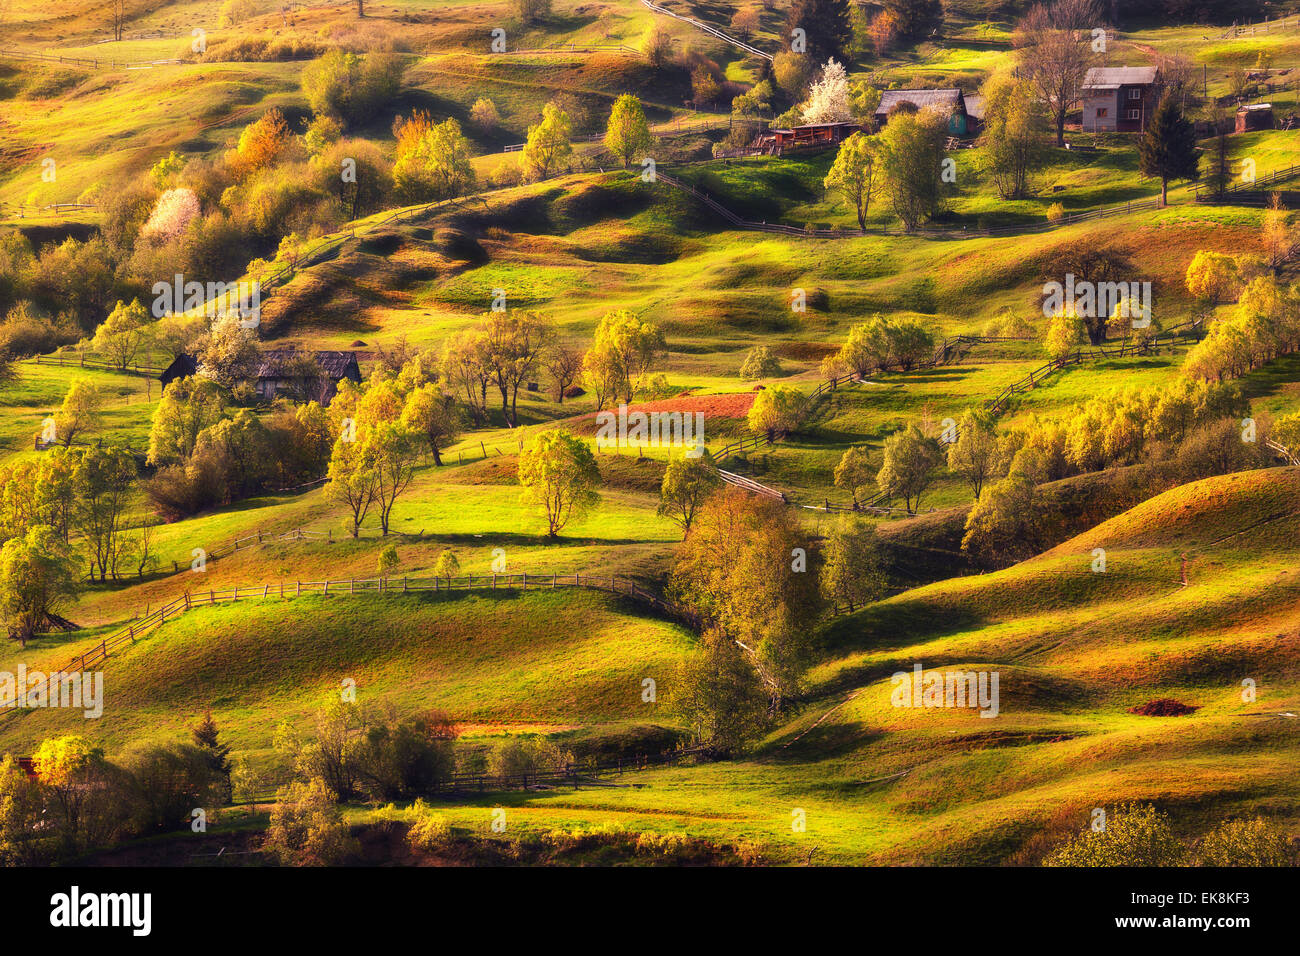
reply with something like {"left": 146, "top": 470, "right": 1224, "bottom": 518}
{"left": 659, "top": 161, "right": 1300, "bottom": 240}
{"left": 640, "top": 0, "right": 773, "bottom": 61}
{"left": 31, "top": 572, "right": 695, "bottom": 687}
{"left": 0, "top": 45, "right": 180, "bottom": 69}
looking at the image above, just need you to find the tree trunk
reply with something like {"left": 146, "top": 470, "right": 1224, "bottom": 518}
{"left": 431, "top": 444, "right": 443, "bottom": 466}
{"left": 1055, "top": 108, "right": 1066, "bottom": 148}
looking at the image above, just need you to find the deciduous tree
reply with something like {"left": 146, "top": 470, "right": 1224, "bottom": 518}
{"left": 517, "top": 429, "right": 601, "bottom": 538}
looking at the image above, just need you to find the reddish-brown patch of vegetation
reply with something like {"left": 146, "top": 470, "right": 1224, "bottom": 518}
{"left": 1129, "top": 699, "right": 1200, "bottom": 716}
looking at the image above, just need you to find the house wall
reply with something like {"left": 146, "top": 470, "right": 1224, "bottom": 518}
{"left": 1114, "top": 84, "right": 1154, "bottom": 132}
{"left": 1082, "top": 86, "right": 1154, "bottom": 132}
{"left": 1082, "top": 93, "right": 1118, "bottom": 132}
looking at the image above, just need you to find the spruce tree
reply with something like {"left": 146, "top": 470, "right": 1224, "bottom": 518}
{"left": 1139, "top": 95, "right": 1198, "bottom": 206}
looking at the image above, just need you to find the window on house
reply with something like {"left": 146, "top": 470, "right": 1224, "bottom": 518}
{"left": 1128, "top": 88, "right": 1142, "bottom": 100}
{"left": 1127, "top": 108, "right": 1140, "bottom": 120}
{"left": 1096, "top": 107, "right": 1108, "bottom": 118}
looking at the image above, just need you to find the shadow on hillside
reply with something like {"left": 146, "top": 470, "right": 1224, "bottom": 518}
{"left": 765, "top": 720, "right": 882, "bottom": 763}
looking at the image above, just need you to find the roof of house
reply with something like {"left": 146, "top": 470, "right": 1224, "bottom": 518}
{"left": 1083, "top": 66, "right": 1159, "bottom": 90}
{"left": 159, "top": 352, "right": 198, "bottom": 384}
{"left": 963, "top": 93, "right": 986, "bottom": 121}
{"left": 876, "top": 88, "right": 965, "bottom": 114}
{"left": 1239, "top": 102, "right": 1273, "bottom": 112}
{"left": 160, "top": 349, "right": 360, "bottom": 383}
{"left": 256, "top": 349, "right": 360, "bottom": 379}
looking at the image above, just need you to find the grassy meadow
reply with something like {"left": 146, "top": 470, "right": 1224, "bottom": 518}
{"left": 2, "top": 0, "right": 1300, "bottom": 867}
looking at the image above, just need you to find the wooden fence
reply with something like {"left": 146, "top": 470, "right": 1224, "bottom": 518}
{"left": 0, "top": 46, "right": 180, "bottom": 69}
{"left": 659, "top": 162, "right": 1300, "bottom": 240}
{"left": 640, "top": 0, "right": 772, "bottom": 61}
{"left": 39, "top": 571, "right": 696, "bottom": 684}
{"left": 28, "top": 352, "right": 164, "bottom": 376}
{"left": 1195, "top": 163, "right": 1300, "bottom": 202}
{"left": 982, "top": 317, "right": 1205, "bottom": 416}
{"left": 443, "top": 745, "right": 712, "bottom": 793}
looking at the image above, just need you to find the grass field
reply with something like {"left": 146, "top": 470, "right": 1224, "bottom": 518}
{"left": 3, "top": 0, "right": 1300, "bottom": 869}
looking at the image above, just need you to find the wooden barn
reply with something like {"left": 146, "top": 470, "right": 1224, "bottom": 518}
{"left": 875, "top": 89, "right": 971, "bottom": 136}
{"left": 1236, "top": 103, "right": 1274, "bottom": 132}
{"left": 755, "top": 121, "right": 864, "bottom": 154}
{"left": 159, "top": 349, "right": 362, "bottom": 405}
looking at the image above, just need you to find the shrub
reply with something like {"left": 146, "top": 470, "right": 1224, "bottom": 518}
{"left": 1046, "top": 201, "right": 1066, "bottom": 223}
{"left": 1196, "top": 817, "right": 1293, "bottom": 867}
{"left": 406, "top": 800, "right": 451, "bottom": 851}
{"left": 263, "top": 779, "right": 357, "bottom": 866}
{"left": 1045, "top": 804, "right": 1188, "bottom": 866}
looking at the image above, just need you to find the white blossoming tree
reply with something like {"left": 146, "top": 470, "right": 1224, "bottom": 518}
{"left": 140, "top": 187, "right": 200, "bottom": 244}
{"left": 800, "top": 58, "right": 852, "bottom": 125}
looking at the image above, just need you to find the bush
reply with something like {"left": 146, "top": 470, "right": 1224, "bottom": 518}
{"left": 488, "top": 736, "right": 573, "bottom": 780}
{"left": 406, "top": 800, "right": 451, "bottom": 851}
{"left": 0, "top": 302, "right": 78, "bottom": 358}
{"left": 122, "top": 743, "right": 219, "bottom": 834}
{"left": 1196, "top": 817, "right": 1293, "bottom": 866}
{"left": 1045, "top": 804, "right": 1189, "bottom": 866}
{"left": 263, "top": 779, "right": 357, "bottom": 866}
{"left": 738, "top": 345, "right": 783, "bottom": 380}
{"left": 1046, "top": 201, "right": 1066, "bottom": 223}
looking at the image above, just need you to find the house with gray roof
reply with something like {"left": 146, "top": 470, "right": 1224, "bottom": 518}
{"left": 1081, "top": 66, "right": 1161, "bottom": 133}
{"left": 875, "top": 89, "right": 970, "bottom": 136}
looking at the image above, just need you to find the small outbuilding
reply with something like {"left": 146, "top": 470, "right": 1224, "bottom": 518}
{"left": 875, "top": 89, "right": 970, "bottom": 137}
{"left": 1236, "top": 103, "right": 1275, "bottom": 133}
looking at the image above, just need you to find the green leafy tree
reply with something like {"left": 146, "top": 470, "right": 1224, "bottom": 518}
{"left": 264, "top": 779, "right": 358, "bottom": 865}
{"left": 147, "top": 376, "right": 229, "bottom": 465}
{"left": 875, "top": 105, "right": 948, "bottom": 230}
{"left": 978, "top": 71, "right": 1046, "bottom": 199}
{"left": 517, "top": 429, "right": 601, "bottom": 538}
{"left": 946, "top": 409, "right": 1002, "bottom": 498}
{"left": 393, "top": 114, "right": 476, "bottom": 202}
{"left": 739, "top": 345, "right": 783, "bottom": 380}
{"left": 824, "top": 131, "right": 880, "bottom": 232}
{"left": 785, "top": 0, "right": 851, "bottom": 63}
{"left": 0, "top": 526, "right": 79, "bottom": 646}
{"left": 820, "top": 517, "right": 887, "bottom": 613}
{"left": 327, "top": 433, "right": 378, "bottom": 538}
{"left": 400, "top": 384, "right": 461, "bottom": 466}
{"left": 582, "top": 309, "right": 664, "bottom": 406}
{"left": 362, "top": 421, "right": 419, "bottom": 536}
{"left": 604, "top": 94, "right": 652, "bottom": 169}
{"left": 746, "top": 385, "right": 808, "bottom": 442}
{"left": 657, "top": 453, "right": 721, "bottom": 538}
{"left": 833, "top": 445, "right": 875, "bottom": 505}
{"left": 960, "top": 472, "right": 1040, "bottom": 563}
{"left": 674, "top": 628, "right": 771, "bottom": 754}
{"left": 72, "top": 446, "right": 136, "bottom": 582}
{"left": 668, "top": 488, "right": 823, "bottom": 703}
{"left": 53, "top": 380, "right": 102, "bottom": 448}
{"left": 522, "top": 102, "right": 573, "bottom": 181}
{"left": 876, "top": 425, "right": 943, "bottom": 512}
{"left": 91, "top": 298, "right": 150, "bottom": 371}
{"left": 433, "top": 549, "right": 460, "bottom": 583}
